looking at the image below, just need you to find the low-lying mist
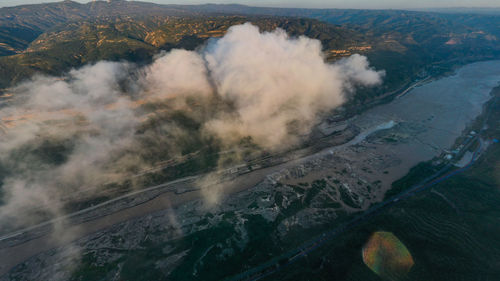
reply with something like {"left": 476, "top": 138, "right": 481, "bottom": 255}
{"left": 0, "top": 23, "right": 384, "bottom": 235}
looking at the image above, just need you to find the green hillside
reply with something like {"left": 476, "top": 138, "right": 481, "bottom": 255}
{"left": 2, "top": 1, "right": 500, "bottom": 100}
{"left": 0, "top": 14, "right": 364, "bottom": 89}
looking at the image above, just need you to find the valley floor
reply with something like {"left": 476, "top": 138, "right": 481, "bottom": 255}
{"left": 1, "top": 60, "right": 500, "bottom": 280}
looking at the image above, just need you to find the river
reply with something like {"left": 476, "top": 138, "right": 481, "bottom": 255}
{"left": 346, "top": 60, "right": 500, "bottom": 186}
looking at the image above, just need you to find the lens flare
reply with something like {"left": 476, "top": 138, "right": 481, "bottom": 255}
{"left": 362, "top": 231, "right": 414, "bottom": 280}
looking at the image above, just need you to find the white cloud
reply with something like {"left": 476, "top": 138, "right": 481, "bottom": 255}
{"left": 0, "top": 22, "right": 383, "bottom": 231}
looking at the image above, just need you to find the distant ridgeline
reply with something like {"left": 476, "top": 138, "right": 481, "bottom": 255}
{"left": 1, "top": 1, "right": 500, "bottom": 102}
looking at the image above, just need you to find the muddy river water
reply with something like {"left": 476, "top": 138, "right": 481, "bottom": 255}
{"left": 287, "top": 60, "right": 500, "bottom": 205}
{"left": 358, "top": 60, "right": 500, "bottom": 146}
{"left": 345, "top": 60, "right": 500, "bottom": 182}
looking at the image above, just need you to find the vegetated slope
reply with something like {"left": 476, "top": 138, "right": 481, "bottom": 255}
{"left": 3, "top": 1, "right": 500, "bottom": 106}
{"left": 0, "top": 1, "right": 87, "bottom": 56}
{"left": 313, "top": 10, "right": 500, "bottom": 104}
{"left": 176, "top": 5, "right": 500, "bottom": 97}
{"left": 0, "top": 0, "right": 200, "bottom": 56}
{"left": 0, "top": 13, "right": 364, "bottom": 89}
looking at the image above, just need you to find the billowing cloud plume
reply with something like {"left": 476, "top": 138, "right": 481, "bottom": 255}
{"left": 203, "top": 23, "right": 383, "bottom": 149}
{"left": 145, "top": 49, "right": 213, "bottom": 99}
{"left": 0, "top": 62, "right": 139, "bottom": 226}
{"left": 0, "top": 23, "right": 383, "bottom": 234}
